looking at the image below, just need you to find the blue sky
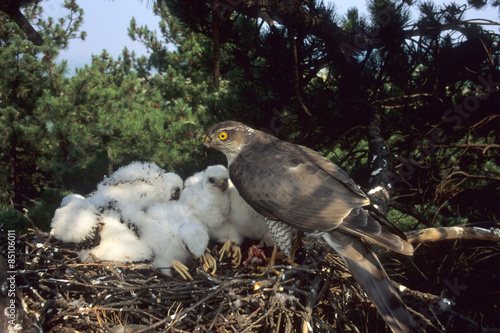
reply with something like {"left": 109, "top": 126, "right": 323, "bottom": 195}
{"left": 39, "top": 0, "right": 499, "bottom": 73}
{"left": 41, "top": 0, "right": 162, "bottom": 73}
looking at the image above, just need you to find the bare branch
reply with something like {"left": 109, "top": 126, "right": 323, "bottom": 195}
{"left": 416, "top": 143, "right": 500, "bottom": 151}
{"left": 367, "top": 107, "right": 394, "bottom": 214}
{"left": 406, "top": 226, "right": 500, "bottom": 244}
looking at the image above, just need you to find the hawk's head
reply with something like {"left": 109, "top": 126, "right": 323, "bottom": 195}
{"left": 204, "top": 121, "right": 255, "bottom": 164}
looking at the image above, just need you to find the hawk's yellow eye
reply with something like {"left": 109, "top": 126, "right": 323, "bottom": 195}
{"left": 218, "top": 132, "right": 228, "bottom": 140}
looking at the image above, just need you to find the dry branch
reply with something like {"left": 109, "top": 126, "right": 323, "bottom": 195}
{"left": 406, "top": 225, "right": 500, "bottom": 244}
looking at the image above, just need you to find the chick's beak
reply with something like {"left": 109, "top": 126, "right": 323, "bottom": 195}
{"left": 171, "top": 187, "right": 181, "bottom": 201}
{"left": 203, "top": 135, "right": 213, "bottom": 149}
{"left": 218, "top": 179, "right": 228, "bottom": 192}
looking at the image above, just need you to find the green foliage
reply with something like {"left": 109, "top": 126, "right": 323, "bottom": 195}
{"left": 0, "top": 0, "right": 498, "bottom": 234}
{"left": 1, "top": 1, "right": 216, "bottom": 230}
{"left": 0, "top": 0, "right": 84, "bottom": 209}
{"left": 0, "top": 202, "right": 29, "bottom": 233}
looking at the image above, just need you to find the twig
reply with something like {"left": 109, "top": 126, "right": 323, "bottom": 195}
{"left": 241, "top": 298, "right": 279, "bottom": 333}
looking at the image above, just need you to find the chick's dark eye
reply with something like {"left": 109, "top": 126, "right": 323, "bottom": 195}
{"left": 208, "top": 177, "right": 215, "bottom": 184}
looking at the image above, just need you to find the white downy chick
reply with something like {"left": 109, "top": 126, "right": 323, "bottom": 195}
{"left": 140, "top": 201, "right": 209, "bottom": 275}
{"left": 228, "top": 180, "right": 274, "bottom": 246}
{"left": 180, "top": 165, "right": 241, "bottom": 245}
{"left": 59, "top": 194, "right": 85, "bottom": 208}
{"left": 51, "top": 194, "right": 99, "bottom": 245}
{"left": 78, "top": 208, "right": 152, "bottom": 263}
{"left": 88, "top": 161, "right": 183, "bottom": 230}
{"left": 95, "top": 161, "right": 183, "bottom": 209}
{"left": 164, "top": 172, "right": 184, "bottom": 201}
{"left": 183, "top": 170, "right": 204, "bottom": 189}
{"left": 79, "top": 192, "right": 152, "bottom": 263}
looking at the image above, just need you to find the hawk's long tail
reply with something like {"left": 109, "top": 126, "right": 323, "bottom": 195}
{"left": 323, "top": 231, "right": 418, "bottom": 333}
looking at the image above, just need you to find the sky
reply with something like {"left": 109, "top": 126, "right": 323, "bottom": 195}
{"left": 38, "top": 0, "right": 499, "bottom": 74}
{"left": 41, "top": 0, "right": 162, "bottom": 73}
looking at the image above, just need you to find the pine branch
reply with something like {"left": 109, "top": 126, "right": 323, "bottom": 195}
{"left": 211, "top": 0, "right": 349, "bottom": 60}
{"left": 0, "top": 0, "right": 44, "bottom": 45}
{"left": 406, "top": 225, "right": 500, "bottom": 244}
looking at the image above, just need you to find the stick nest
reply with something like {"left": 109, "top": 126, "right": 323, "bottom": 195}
{"left": 11, "top": 230, "right": 456, "bottom": 332}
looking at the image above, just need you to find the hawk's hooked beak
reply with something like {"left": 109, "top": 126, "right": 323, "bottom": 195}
{"left": 203, "top": 136, "right": 213, "bottom": 149}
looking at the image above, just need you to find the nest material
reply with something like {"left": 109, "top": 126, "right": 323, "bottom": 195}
{"left": 13, "top": 230, "right": 437, "bottom": 333}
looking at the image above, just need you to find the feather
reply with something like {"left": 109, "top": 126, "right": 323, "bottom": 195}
{"left": 323, "top": 232, "right": 416, "bottom": 332}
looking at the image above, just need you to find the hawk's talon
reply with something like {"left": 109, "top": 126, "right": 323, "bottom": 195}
{"left": 219, "top": 240, "right": 242, "bottom": 267}
{"left": 172, "top": 260, "right": 193, "bottom": 281}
